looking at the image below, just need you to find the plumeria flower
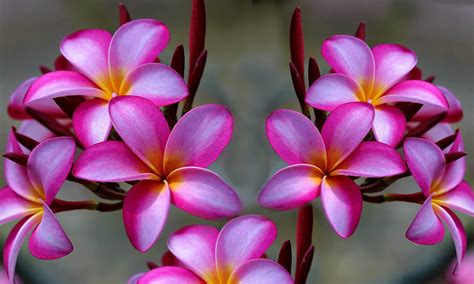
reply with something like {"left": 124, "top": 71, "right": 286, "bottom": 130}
{"left": 138, "top": 215, "right": 293, "bottom": 284}
{"left": 259, "top": 102, "right": 406, "bottom": 238}
{"left": 0, "top": 132, "right": 75, "bottom": 281}
{"left": 403, "top": 134, "right": 473, "bottom": 268}
{"left": 72, "top": 96, "right": 241, "bottom": 252}
{"left": 305, "top": 35, "right": 448, "bottom": 146}
{"left": 24, "top": 19, "right": 188, "bottom": 147}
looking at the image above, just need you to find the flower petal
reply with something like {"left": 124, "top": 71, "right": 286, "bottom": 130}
{"left": 216, "top": 215, "right": 277, "bottom": 281}
{"left": 109, "top": 96, "right": 170, "bottom": 175}
{"left": 164, "top": 105, "right": 233, "bottom": 173}
{"left": 8, "top": 77, "right": 37, "bottom": 119}
{"left": 322, "top": 35, "right": 375, "bottom": 94}
{"left": 371, "top": 44, "right": 417, "bottom": 95}
{"left": 422, "top": 123, "right": 454, "bottom": 144}
{"left": 3, "top": 214, "right": 41, "bottom": 280}
{"left": 139, "top": 267, "right": 203, "bottom": 284}
{"left": 123, "top": 180, "right": 170, "bottom": 252}
{"left": 378, "top": 80, "right": 448, "bottom": 109}
{"left": 167, "top": 225, "right": 219, "bottom": 282}
{"left": 433, "top": 205, "right": 467, "bottom": 268}
{"left": 406, "top": 197, "right": 444, "bottom": 245}
{"left": 5, "top": 130, "right": 39, "bottom": 201}
{"left": 228, "top": 259, "right": 294, "bottom": 284}
{"left": 24, "top": 71, "right": 108, "bottom": 105}
{"left": 60, "top": 29, "right": 113, "bottom": 92}
{"left": 334, "top": 141, "right": 406, "bottom": 177}
{"left": 73, "top": 99, "right": 112, "bottom": 147}
{"left": 28, "top": 203, "right": 73, "bottom": 259}
{"left": 0, "top": 186, "right": 40, "bottom": 225}
{"left": 404, "top": 138, "right": 445, "bottom": 196}
{"left": 321, "top": 102, "right": 374, "bottom": 170}
{"left": 413, "top": 86, "right": 463, "bottom": 123}
{"left": 305, "top": 73, "right": 362, "bottom": 111}
{"left": 320, "top": 176, "right": 362, "bottom": 238}
{"left": 434, "top": 181, "right": 474, "bottom": 217}
{"left": 121, "top": 63, "right": 188, "bottom": 105}
{"left": 109, "top": 19, "right": 170, "bottom": 90}
{"left": 27, "top": 137, "right": 76, "bottom": 204}
{"left": 18, "top": 120, "right": 55, "bottom": 144}
{"left": 266, "top": 109, "right": 326, "bottom": 168}
{"left": 372, "top": 105, "right": 406, "bottom": 147}
{"left": 436, "top": 132, "right": 465, "bottom": 194}
{"left": 73, "top": 141, "right": 155, "bottom": 182}
{"left": 258, "top": 164, "right": 323, "bottom": 210}
{"left": 167, "top": 167, "right": 241, "bottom": 219}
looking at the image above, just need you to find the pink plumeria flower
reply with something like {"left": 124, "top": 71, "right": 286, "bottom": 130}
{"left": 306, "top": 35, "right": 448, "bottom": 146}
{"left": 73, "top": 96, "right": 241, "bottom": 252}
{"left": 403, "top": 134, "right": 473, "bottom": 269}
{"left": 24, "top": 19, "right": 188, "bottom": 147}
{"left": 0, "top": 132, "right": 75, "bottom": 282}
{"left": 259, "top": 102, "right": 406, "bottom": 238}
{"left": 138, "top": 215, "right": 293, "bottom": 284}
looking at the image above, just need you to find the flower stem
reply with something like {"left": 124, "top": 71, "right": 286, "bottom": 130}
{"left": 362, "top": 192, "right": 425, "bottom": 204}
{"left": 52, "top": 199, "right": 123, "bottom": 213}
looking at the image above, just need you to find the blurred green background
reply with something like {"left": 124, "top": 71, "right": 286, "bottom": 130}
{"left": 0, "top": 0, "right": 473, "bottom": 283}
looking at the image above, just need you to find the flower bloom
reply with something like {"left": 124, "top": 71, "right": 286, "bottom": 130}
{"left": 403, "top": 134, "right": 473, "bottom": 268}
{"left": 259, "top": 102, "right": 406, "bottom": 238}
{"left": 306, "top": 35, "right": 448, "bottom": 146}
{"left": 138, "top": 215, "right": 293, "bottom": 283}
{"left": 24, "top": 19, "right": 188, "bottom": 147}
{"left": 0, "top": 132, "right": 75, "bottom": 281}
{"left": 73, "top": 96, "right": 241, "bottom": 252}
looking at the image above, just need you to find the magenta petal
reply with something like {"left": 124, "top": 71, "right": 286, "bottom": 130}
{"left": 138, "top": 267, "right": 203, "bottom": 284}
{"left": 322, "top": 102, "right": 374, "bottom": 169}
{"left": 167, "top": 225, "right": 219, "bottom": 282}
{"left": 109, "top": 96, "right": 170, "bottom": 175}
{"left": 167, "top": 167, "right": 241, "bottom": 219}
{"left": 121, "top": 63, "right": 188, "bottom": 106}
{"left": 372, "top": 105, "right": 406, "bottom": 147}
{"left": 60, "top": 29, "right": 113, "bottom": 92}
{"left": 406, "top": 197, "right": 444, "bottom": 245}
{"left": 216, "top": 215, "right": 277, "bottom": 280}
{"left": 434, "top": 205, "right": 467, "bottom": 268}
{"left": 414, "top": 86, "right": 463, "bottom": 123}
{"left": 24, "top": 71, "right": 107, "bottom": 105}
{"left": 3, "top": 214, "right": 41, "bottom": 280}
{"left": 28, "top": 203, "right": 73, "bottom": 259}
{"left": 379, "top": 80, "right": 448, "bottom": 109}
{"left": 123, "top": 180, "right": 170, "bottom": 252}
{"left": 73, "top": 99, "right": 112, "bottom": 147}
{"left": 228, "top": 259, "right": 294, "bottom": 284}
{"left": 422, "top": 123, "right": 454, "bottom": 144}
{"left": 109, "top": 19, "right": 170, "bottom": 90}
{"left": 258, "top": 164, "right": 323, "bottom": 210}
{"left": 404, "top": 138, "right": 445, "bottom": 196}
{"left": 18, "top": 120, "right": 55, "bottom": 144}
{"left": 8, "top": 77, "right": 37, "bottom": 119}
{"left": 164, "top": 105, "right": 233, "bottom": 173}
{"left": 305, "top": 74, "right": 362, "bottom": 111}
{"left": 322, "top": 35, "right": 375, "bottom": 93}
{"left": 73, "top": 141, "right": 155, "bottom": 182}
{"left": 371, "top": 44, "right": 417, "bottom": 94}
{"left": 266, "top": 109, "right": 326, "bottom": 167}
{"left": 0, "top": 186, "right": 40, "bottom": 225}
{"left": 321, "top": 176, "right": 362, "bottom": 238}
{"left": 334, "top": 141, "right": 406, "bottom": 177}
{"left": 27, "top": 137, "right": 76, "bottom": 204}
{"left": 436, "top": 132, "right": 465, "bottom": 193}
{"left": 435, "top": 182, "right": 474, "bottom": 217}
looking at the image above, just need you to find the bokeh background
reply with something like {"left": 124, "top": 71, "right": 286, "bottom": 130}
{"left": 0, "top": 0, "right": 473, "bottom": 283}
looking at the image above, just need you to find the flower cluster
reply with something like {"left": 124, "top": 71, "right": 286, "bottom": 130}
{"left": 0, "top": 2, "right": 472, "bottom": 283}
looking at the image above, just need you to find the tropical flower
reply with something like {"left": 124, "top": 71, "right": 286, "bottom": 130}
{"left": 24, "top": 19, "right": 188, "bottom": 147}
{"left": 0, "top": 132, "right": 75, "bottom": 281}
{"left": 138, "top": 215, "right": 293, "bottom": 284}
{"left": 305, "top": 35, "right": 448, "bottom": 146}
{"left": 72, "top": 96, "right": 241, "bottom": 252}
{"left": 259, "top": 102, "right": 406, "bottom": 238}
{"left": 403, "top": 134, "right": 473, "bottom": 268}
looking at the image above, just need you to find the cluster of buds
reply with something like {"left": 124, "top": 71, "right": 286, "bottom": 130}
{"left": 0, "top": 1, "right": 472, "bottom": 283}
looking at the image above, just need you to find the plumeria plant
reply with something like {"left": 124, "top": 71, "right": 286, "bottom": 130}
{"left": 0, "top": 1, "right": 472, "bottom": 283}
